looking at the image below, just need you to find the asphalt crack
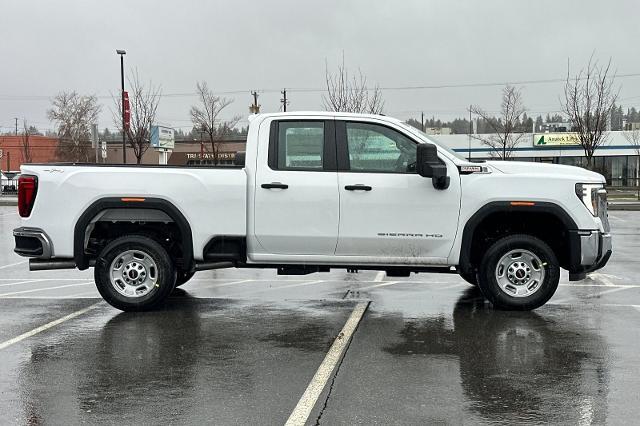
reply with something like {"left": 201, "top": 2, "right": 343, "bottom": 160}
{"left": 314, "top": 301, "right": 370, "bottom": 425}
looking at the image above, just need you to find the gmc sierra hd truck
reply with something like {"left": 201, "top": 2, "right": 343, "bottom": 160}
{"left": 13, "top": 112, "right": 611, "bottom": 311}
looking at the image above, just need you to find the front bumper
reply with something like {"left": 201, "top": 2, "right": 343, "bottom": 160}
{"left": 568, "top": 230, "right": 612, "bottom": 280}
{"left": 13, "top": 227, "right": 53, "bottom": 259}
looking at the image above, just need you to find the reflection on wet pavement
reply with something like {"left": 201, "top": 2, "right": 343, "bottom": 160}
{"left": 0, "top": 298, "right": 355, "bottom": 425}
{"left": 313, "top": 287, "right": 640, "bottom": 425}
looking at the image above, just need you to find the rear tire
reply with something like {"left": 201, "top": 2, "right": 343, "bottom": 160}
{"left": 477, "top": 234, "right": 559, "bottom": 311}
{"left": 94, "top": 235, "right": 176, "bottom": 312}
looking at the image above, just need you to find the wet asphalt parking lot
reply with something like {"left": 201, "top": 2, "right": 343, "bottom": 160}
{"left": 0, "top": 205, "right": 639, "bottom": 425}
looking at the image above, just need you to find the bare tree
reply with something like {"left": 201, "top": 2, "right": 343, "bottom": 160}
{"left": 470, "top": 85, "right": 527, "bottom": 159}
{"left": 47, "top": 92, "right": 101, "bottom": 162}
{"left": 112, "top": 70, "right": 162, "bottom": 164}
{"left": 190, "top": 81, "right": 240, "bottom": 164}
{"left": 322, "top": 56, "right": 384, "bottom": 114}
{"left": 562, "top": 56, "right": 619, "bottom": 171}
{"left": 20, "top": 120, "right": 33, "bottom": 164}
{"left": 623, "top": 128, "right": 640, "bottom": 199}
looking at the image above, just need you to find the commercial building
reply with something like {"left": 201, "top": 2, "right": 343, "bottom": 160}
{"left": 103, "top": 137, "right": 246, "bottom": 165}
{"left": 432, "top": 131, "right": 640, "bottom": 186}
{"left": 0, "top": 135, "right": 59, "bottom": 173}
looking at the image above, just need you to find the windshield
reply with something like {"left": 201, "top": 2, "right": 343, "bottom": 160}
{"left": 397, "top": 121, "right": 468, "bottom": 162}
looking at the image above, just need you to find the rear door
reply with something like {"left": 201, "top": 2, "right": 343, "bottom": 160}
{"left": 254, "top": 119, "right": 339, "bottom": 255}
{"left": 335, "top": 119, "right": 461, "bottom": 262}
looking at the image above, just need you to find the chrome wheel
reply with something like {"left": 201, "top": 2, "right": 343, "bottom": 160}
{"left": 109, "top": 250, "right": 158, "bottom": 298}
{"left": 495, "top": 249, "right": 545, "bottom": 298}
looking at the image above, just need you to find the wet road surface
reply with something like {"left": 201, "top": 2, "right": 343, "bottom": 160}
{"left": 1, "top": 206, "right": 640, "bottom": 424}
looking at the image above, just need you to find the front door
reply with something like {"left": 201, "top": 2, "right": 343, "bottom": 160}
{"left": 335, "top": 120, "right": 461, "bottom": 262}
{"left": 254, "top": 119, "right": 339, "bottom": 255}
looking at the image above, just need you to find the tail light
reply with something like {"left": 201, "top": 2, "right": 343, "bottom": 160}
{"left": 18, "top": 175, "right": 38, "bottom": 217}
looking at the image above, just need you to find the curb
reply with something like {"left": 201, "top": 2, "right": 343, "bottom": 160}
{"left": 609, "top": 203, "right": 640, "bottom": 211}
{"left": 0, "top": 198, "right": 17, "bottom": 207}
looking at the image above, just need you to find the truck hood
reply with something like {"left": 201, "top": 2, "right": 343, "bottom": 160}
{"left": 486, "top": 160, "right": 605, "bottom": 183}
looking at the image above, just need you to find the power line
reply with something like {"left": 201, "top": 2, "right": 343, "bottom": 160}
{"left": 3, "top": 71, "right": 640, "bottom": 101}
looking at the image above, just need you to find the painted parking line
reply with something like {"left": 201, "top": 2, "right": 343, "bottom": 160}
{"left": 553, "top": 285, "right": 636, "bottom": 304}
{"left": 374, "top": 271, "right": 385, "bottom": 282}
{"left": 0, "top": 302, "right": 102, "bottom": 350}
{"left": 0, "top": 281, "right": 94, "bottom": 297}
{"left": 0, "top": 279, "right": 43, "bottom": 288}
{"left": 358, "top": 281, "right": 400, "bottom": 291}
{"left": 187, "top": 279, "right": 254, "bottom": 290}
{"left": 0, "top": 278, "right": 89, "bottom": 281}
{"left": 0, "top": 260, "right": 27, "bottom": 270}
{"left": 285, "top": 301, "right": 369, "bottom": 426}
{"left": 219, "top": 280, "right": 326, "bottom": 298}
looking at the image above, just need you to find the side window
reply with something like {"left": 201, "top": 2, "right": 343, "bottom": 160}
{"left": 345, "top": 122, "right": 417, "bottom": 173}
{"left": 276, "top": 121, "right": 324, "bottom": 170}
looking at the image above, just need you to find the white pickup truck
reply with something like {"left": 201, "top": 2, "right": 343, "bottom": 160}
{"left": 13, "top": 112, "right": 611, "bottom": 311}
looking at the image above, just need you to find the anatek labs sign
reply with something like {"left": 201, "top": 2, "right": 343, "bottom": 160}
{"left": 533, "top": 133, "right": 580, "bottom": 147}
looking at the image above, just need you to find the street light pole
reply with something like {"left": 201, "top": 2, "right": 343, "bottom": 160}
{"left": 116, "top": 49, "right": 127, "bottom": 164}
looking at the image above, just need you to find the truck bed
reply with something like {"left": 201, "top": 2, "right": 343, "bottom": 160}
{"left": 20, "top": 163, "right": 247, "bottom": 261}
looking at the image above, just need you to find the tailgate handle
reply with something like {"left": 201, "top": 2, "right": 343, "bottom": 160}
{"left": 345, "top": 185, "right": 372, "bottom": 191}
{"left": 261, "top": 182, "right": 289, "bottom": 189}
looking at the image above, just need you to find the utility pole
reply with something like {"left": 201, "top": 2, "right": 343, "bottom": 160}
{"left": 468, "top": 106, "right": 472, "bottom": 161}
{"left": 421, "top": 111, "right": 425, "bottom": 132}
{"left": 249, "top": 91, "right": 261, "bottom": 114}
{"left": 116, "top": 49, "right": 127, "bottom": 164}
{"left": 14, "top": 118, "right": 18, "bottom": 136}
{"left": 281, "top": 88, "right": 288, "bottom": 112}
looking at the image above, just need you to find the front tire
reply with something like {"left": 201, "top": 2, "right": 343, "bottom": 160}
{"left": 94, "top": 235, "right": 176, "bottom": 312}
{"left": 477, "top": 234, "right": 559, "bottom": 311}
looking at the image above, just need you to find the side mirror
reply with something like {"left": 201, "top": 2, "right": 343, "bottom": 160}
{"left": 416, "top": 144, "right": 450, "bottom": 190}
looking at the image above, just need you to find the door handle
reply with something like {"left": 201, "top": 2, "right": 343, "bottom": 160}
{"left": 345, "top": 184, "right": 372, "bottom": 191}
{"left": 261, "top": 182, "right": 289, "bottom": 189}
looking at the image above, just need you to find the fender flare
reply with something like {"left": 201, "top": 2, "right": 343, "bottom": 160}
{"left": 458, "top": 201, "right": 577, "bottom": 274}
{"left": 73, "top": 197, "right": 193, "bottom": 270}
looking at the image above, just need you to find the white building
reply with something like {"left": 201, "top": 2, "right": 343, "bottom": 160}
{"left": 431, "top": 131, "right": 640, "bottom": 186}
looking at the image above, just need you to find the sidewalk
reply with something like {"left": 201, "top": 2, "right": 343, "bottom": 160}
{"left": 608, "top": 201, "right": 640, "bottom": 211}
{"left": 0, "top": 196, "right": 17, "bottom": 206}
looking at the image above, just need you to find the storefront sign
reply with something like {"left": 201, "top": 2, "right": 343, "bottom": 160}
{"left": 150, "top": 125, "right": 175, "bottom": 150}
{"left": 533, "top": 133, "right": 581, "bottom": 147}
{"left": 185, "top": 152, "right": 236, "bottom": 160}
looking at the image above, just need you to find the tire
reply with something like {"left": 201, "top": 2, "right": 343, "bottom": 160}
{"left": 458, "top": 270, "right": 478, "bottom": 286}
{"left": 94, "top": 235, "right": 176, "bottom": 312}
{"left": 477, "top": 234, "right": 559, "bottom": 311}
{"left": 174, "top": 270, "right": 195, "bottom": 288}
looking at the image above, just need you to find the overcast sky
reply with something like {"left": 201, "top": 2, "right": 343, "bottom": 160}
{"left": 1, "top": 0, "right": 639, "bottom": 133}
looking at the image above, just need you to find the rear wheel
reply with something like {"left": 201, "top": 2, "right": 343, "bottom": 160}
{"left": 94, "top": 235, "right": 176, "bottom": 311}
{"left": 477, "top": 234, "right": 559, "bottom": 311}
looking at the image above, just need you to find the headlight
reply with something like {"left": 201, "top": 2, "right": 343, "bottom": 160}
{"left": 575, "top": 183, "right": 604, "bottom": 216}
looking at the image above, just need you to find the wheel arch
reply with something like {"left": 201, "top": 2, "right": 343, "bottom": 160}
{"left": 458, "top": 201, "right": 577, "bottom": 274}
{"left": 74, "top": 197, "right": 193, "bottom": 271}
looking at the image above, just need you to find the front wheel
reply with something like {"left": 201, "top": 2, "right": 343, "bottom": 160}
{"left": 477, "top": 235, "right": 559, "bottom": 311}
{"left": 94, "top": 235, "right": 176, "bottom": 312}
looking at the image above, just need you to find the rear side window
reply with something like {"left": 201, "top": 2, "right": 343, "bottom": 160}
{"left": 276, "top": 121, "right": 325, "bottom": 170}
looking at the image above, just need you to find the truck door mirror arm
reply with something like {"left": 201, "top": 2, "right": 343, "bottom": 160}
{"left": 416, "top": 143, "right": 450, "bottom": 190}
